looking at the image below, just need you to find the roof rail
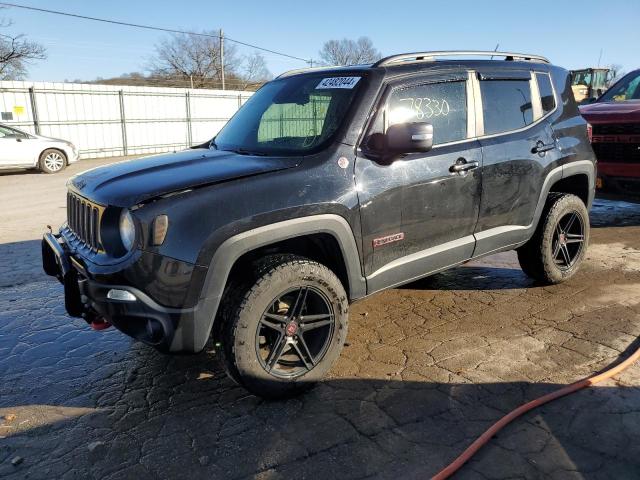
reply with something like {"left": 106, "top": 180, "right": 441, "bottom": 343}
{"left": 373, "top": 51, "right": 550, "bottom": 67}
{"left": 276, "top": 65, "right": 341, "bottom": 79}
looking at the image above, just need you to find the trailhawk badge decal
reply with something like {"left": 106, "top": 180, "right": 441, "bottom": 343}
{"left": 372, "top": 232, "right": 405, "bottom": 248}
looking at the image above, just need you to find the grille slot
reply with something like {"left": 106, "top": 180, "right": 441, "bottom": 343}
{"left": 66, "top": 191, "right": 104, "bottom": 252}
{"left": 592, "top": 123, "right": 640, "bottom": 135}
{"left": 592, "top": 142, "right": 640, "bottom": 164}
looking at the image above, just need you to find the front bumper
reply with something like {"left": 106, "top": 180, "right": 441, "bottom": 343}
{"left": 67, "top": 146, "right": 80, "bottom": 164}
{"left": 597, "top": 163, "right": 640, "bottom": 196}
{"left": 42, "top": 232, "right": 209, "bottom": 352}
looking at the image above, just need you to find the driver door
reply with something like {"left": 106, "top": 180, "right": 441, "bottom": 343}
{"left": 0, "top": 125, "right": 33, "bottom": 166}
{"left": 355, "top": 71, "right": 483, "bottom": 293}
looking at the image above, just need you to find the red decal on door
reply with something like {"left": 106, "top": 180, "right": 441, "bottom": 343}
{"left": 372, "top": 232, "right": 405, "bottom": 248}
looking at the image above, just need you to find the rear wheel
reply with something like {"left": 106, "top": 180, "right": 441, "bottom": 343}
{"left": 218, "top": 255, "right": 349, "bottom": 398}
{"left": 517, "top": 193, "right": 589, "bottom": 284}
{"left": 39, "top": 149, "right": 67, "bottom": 174}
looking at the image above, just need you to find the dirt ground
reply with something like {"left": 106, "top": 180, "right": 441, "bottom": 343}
{"left": 1, "top": 157, "right": 640, "bottom": 479}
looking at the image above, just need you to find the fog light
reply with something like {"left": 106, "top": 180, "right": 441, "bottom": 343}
{"left": 107, "top": 289, "right": 137, "bottom": 302}
{"left": 152, "top": 215, "right": 169, "bottom": 246}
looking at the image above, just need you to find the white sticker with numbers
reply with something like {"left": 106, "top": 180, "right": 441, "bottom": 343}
{"left": 316, "top": 77, "right": 361, "bottom": 89}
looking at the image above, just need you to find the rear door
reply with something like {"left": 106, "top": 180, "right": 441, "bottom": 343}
{"left": 355, "top": 70, "right": 483, "bottom": 292}
{"left": 472, "top": 69, "right": 560, "bottom": 256}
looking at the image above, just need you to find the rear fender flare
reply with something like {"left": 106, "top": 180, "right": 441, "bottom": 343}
{"left": 472, "top": 160, "right": 595, "bottom": 258}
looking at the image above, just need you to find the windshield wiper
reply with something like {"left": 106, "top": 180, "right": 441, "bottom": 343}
{"left": 228, "top": 148, "right": 269, "bottom": 156}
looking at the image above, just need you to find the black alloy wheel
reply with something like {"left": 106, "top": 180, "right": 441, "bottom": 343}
{"left": 552, "top": 211, "right": 585, "bottom": 271}
{"left": 218, "top": 254, "right": 349, "bottom": 398}
{"left": 517, "top": 193, "right": 590, "bottom": 284}
{"left": 256, "top": 286, "right": 335, "bottom": 379}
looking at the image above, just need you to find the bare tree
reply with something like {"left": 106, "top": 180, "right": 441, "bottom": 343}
{"left": 237, "top": 52, "right": 271, "bottom": 90}
{"left": 319, "top": 37, "right": 381, "bottom": 66}
{"left": 147, "top": 31, "right": 241, "bottom": 88}
{"left": 0, "top": 8, "right": 46, "bottom": 80}
{"left": 147, "top": 31, "right": 271, "bottom": 90}
{"left": 607, "top": 63, "right": 626, "bottom": 83}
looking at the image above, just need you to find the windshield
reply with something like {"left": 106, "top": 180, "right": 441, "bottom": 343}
{"left": 599, "top": 70, "right": 640, "bottom": 103}
{"left": 214, "top": 74, "right": 363, "bottom": 155}
{"left": 572, "top": 70, "right": 592, "bottom": 87}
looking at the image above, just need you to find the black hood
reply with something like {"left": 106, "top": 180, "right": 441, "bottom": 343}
{"left": 69, "top": 149, "right": 300, "bottom": 207}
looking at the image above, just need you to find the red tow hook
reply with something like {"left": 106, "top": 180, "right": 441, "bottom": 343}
{"left": 90, "top": 317, "right": 112, "bottom": 331}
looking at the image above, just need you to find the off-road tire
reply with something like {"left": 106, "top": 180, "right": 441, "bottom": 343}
{"left": 217, "top": 254, "right": 349, "bottom": 398}
{"left": 39, "top": 149, "right": 67, "bottom": 174}
{"left": 517, "top": 193, "right": 589, "bottom": 284}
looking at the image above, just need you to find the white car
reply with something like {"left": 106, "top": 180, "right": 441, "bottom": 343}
{"left": 0, "top": 123, "right": 80, "bottom": 174}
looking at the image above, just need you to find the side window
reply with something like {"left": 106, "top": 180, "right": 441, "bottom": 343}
{"left": 0, "top": 126, "right": 25, "bottom": 138}
{"left": 480, "top": 79, "right": 533, "bottom": 135}
{"left": 387, "top": 81, "right": 467, "bottom": 145}
{"left": 536, "top": 73, "right": 556, "bottom": 115}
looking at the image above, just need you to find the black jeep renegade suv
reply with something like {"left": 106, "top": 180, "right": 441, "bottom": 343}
{"left": 43, "top": 51, "right": 596, "bottom": 398}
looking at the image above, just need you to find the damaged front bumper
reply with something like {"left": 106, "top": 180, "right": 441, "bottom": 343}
{"left": 41, "top": 232, "right": 209, "bottom": 353}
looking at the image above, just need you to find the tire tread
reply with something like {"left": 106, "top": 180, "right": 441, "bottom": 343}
{"left": 216, "top": 254, "right": 348, "bottom": 398}
{"left": 517, "top": 193, "right": 589, "bottom": 284}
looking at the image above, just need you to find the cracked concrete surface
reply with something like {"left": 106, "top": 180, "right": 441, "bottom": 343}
{"left": 1, "top": 160, "right": 640, "bottom": 479}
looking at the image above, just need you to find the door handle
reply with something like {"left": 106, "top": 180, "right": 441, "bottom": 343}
{"left": 449, "top": 158, "right": 479, "bottom": 174}
{"left": 531, "top": 140, "right": 556, "bottom": 154}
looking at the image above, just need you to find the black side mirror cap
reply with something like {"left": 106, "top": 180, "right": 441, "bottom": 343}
{"left": 386, "top": 122, "right": 434, "bottom": 154}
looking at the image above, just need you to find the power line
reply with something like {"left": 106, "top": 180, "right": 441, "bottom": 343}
{"left": 0, "top": 2, "right": 312, "bottom": 64}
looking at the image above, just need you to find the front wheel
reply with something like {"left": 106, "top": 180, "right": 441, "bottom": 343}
{"left": 218, "top": 255, "right": 349, "bottom": 398}
{"left": 517, "top": 193, "right": 589, "bottom": 284}
{"left": 39, "top": 149, "right": 67, "bottom": 174}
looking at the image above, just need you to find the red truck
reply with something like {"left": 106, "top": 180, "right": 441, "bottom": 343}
{"left": 580, "top": 68, "right": 640, "bottom": 196}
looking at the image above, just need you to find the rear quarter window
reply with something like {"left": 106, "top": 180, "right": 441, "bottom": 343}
{"left": 480, "top": 79, "right": 533, "bottom": 135}
{"left": 535, "top": 72, "right": 556, "bottom": 115}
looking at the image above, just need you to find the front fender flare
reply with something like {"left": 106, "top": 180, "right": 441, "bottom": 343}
{"left": 179, "top": 214, "right": 366, "bottom": 352}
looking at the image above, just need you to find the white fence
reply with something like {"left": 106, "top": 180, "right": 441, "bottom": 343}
{"left": 0, "top": 81, "right": 253, "bottom": 159}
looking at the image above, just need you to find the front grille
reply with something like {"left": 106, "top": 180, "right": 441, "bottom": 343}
{"left": 67, "top": 191, "right": 105, "bottom": 251}
{"left": 592, "top": 123, "right": 640, "bottom": 135}
{"left": 592, "top": 142, "right": 640, "bottom": 164}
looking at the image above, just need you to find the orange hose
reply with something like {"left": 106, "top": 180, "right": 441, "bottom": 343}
{"left": 432, "top": 346, "right": 640, "bottom": 480}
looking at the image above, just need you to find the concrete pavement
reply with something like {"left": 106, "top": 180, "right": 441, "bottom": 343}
{"left": 1, "top": 158, "right": 640, "bottom": 479}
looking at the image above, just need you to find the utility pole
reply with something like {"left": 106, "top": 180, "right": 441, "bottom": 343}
{"left": 597, "top": 48, "right": 603, "bottom": 67}
{"left": 220, "top": 29, "right": 225, "bottom": 90}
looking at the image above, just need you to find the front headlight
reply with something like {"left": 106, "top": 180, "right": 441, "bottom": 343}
{"left": 119, "top": 209, "right": 135, "bottom": 251}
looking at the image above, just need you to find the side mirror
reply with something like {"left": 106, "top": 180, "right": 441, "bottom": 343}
{"left": 386, "top": 122, "right": 433, "bottom": 154}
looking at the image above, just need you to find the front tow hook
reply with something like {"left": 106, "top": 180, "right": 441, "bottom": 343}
{"left": 90, "top": 317, "right": 112, "bottom": 331}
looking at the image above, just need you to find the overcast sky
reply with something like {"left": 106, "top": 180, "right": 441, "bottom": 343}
{"left": 2, "top": 0, "right": 639, "bottom": 82}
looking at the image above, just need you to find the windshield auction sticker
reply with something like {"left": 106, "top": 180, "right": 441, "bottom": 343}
{"left": 316, "top": 77, "right": 361, "bottom": 89}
